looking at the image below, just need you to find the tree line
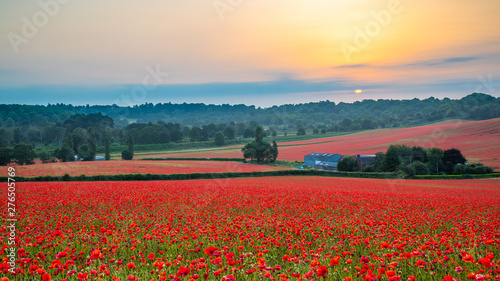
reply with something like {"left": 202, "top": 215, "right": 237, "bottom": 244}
{"left": 1, "top": 93, "right": 500, "bottom": 165}
{"left": 337, "top": 145, "right": 494, "bottom": 176}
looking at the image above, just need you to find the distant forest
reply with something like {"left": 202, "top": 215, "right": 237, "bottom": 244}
{"left": 0, "top": 93, "right": 499, "bottom": 154}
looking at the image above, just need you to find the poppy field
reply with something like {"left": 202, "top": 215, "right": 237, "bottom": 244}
{"left": 2, "top": 176, "right": 500, "bottom": 281}
{"left": 13, "top": 160, "right": 290, "bottom": 178}
{"left": 146, "top": 118, "right": 500, "bottom": 169}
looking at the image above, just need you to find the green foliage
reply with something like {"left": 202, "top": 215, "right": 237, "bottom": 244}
{"left": 87, "top": 128, "right": 97, "bottom": 160}
{"left": 214, "top": 131, "right": 225, "bottom": 146}
{"left": 443, "top": 148, "right": 466, "bottom": 165}
{"left": 78, "top": 144, "right": 94, "bottom": 161}
{"left": 408, "top": 161, "right": 429, "bottom": 175}
{"left": 255, "top": 127, "right": 264, "bottom": 142}
{"left": 38, "top": 151, "right": 52, "bottom": 163}
{"left": 442, "top": 148, "right": 467, "bottom": 173}
{"left": 241, "top": 127, "right": 274, "bottom": 163}
{"left": 121, "top": 149, "right": 133, "bottom": 160}
{"left": 65, "top": 134, "right": 74, "bottom": 156}
{"left": 297, "top": 127, "right": 306, "bottom": 136}
{"left": 363, "top": 165, "right": 375, "bottom": 173}
{"left": 338, "top": 156, "right": 357, "bottom": 172}
{"left": 382, "top": 145, "right": 401, "bottom": 172}
{"left": 54, "top": 146, "right": 73, "bottom": 162}
{"left": 372, "top": 152, "right": 384, "bottom": 170}
{"left": 105, "top": 135, "right": 111, "bottom": 160}
{"left": 224, "top": 126, "right": 235, "bottom": 140}
{"left": 472, "top": 165, "right": 494, "bottom": 174}
{"left": 398, "top": 163, "right": 415, "bottom": 178}
{"left": 127, "top": 136, "right": 134, "bottom": 159}
{"left": 427, "top": 147, "right": 444, "bottom": 174}
{"left": 0, "top": 147, "right": 12, "bottom": 166}
{"left": 272, "top": 141, "right": 279, "bottom": 162}
{"left": 12, "top": 142, "right": 36, "bottom": 165}
{"left": 411, "top": 146, "right": 428, "bottom": 163}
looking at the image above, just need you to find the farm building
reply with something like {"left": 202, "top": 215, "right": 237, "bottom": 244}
{"left": 355, "top": 154, "right": 375, "bottom": 171}
{"left": 304, "top": 153, "right": 343, "bottom": 171}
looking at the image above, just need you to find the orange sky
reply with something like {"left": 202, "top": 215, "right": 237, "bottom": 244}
{"left": 0, "top": 0, "right": 499, "bottom": 105}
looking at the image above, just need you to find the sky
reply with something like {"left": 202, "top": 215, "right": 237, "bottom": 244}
{"left": 0, "top": 0, "right": 499, "bottom": 107}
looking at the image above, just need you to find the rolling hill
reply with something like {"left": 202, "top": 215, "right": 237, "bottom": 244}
{"left": 137, "top": 118, "right": 500, "bottom": 169}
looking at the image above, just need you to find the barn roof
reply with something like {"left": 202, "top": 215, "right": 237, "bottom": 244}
{"left": 305, "top": 153, "right": 341, "bottom": 159}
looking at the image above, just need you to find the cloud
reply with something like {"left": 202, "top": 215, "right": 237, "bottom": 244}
{"left": 334, "top": 64, "right": 370, "bottom": 69}
{"left": 400, "top": 57, "right": 481, "bottom": 68}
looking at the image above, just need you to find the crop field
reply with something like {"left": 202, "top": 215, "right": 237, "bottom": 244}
{"left": 144, "top": 118, "right": 500, "bottom": 169}
{"left": 12, "top": 160, "right": 291, "bottom": 177}
{"left": 4, "top": 176, "right": 500, "bottom": 280}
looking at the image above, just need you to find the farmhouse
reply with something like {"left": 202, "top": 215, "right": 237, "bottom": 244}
{"left": 304, "top": 153, "right": 343, "bottom": 171}
{"left": 355, "top": 154, "right": 376, "bottom": 171}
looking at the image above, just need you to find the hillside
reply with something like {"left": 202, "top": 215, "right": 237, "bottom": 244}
{"left": 142, "top": 118, "right": 500, "bottom": 169}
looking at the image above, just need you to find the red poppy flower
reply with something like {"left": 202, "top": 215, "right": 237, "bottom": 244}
{"left": 462, "top": 254, "right": 474, "bottom": 263}
{"left": 204, "top": 247, "right": 218, "bottom": 256}
{"left": 177, "top": 266, "right": 190, "bottom": 276}
{"left": 42, "top": 273, "right": 51, "bottom": 281}
{"left": 330, "top": 256, "right": 340, "bottom": 266}
{"left": 317, "top": 265, "right": 328, "bottom": 278}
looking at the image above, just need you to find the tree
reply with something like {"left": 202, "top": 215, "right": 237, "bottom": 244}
{"left": 363, "top": 165, "right": 375, "bottom": 172}
{"left": 408, "top": 161, "right": 429, "bottom": 175}
{"left": 443, "top": 148, "right": 466, "bottom": 165}
{"left": 255, "top": 127, "right": 264, "bottom": 142}
{"left": 271, "top": 140, "right": 279, "bottom": 162}
{"left": 381, "top": 145, "right": 401, "bottom": 172}
{"left": 297, "top": 127, "right": 306, "bottom": 136}
{"left": 127, "top": 136, "right": 135, "bottom": 159}
{"left": 121, "top": 150, "right": 133, "bottom": 160}
{"left": 243, "top": 128, "right": 254, "bottom": 138}
{"left": 373, "top": 152, "right": 384, "bottom": 170}
{"left": 189, "top": 126, "right": 201, "bottom": 142}
{"left": 39, "top": 151, "right": 51, "bottom": 163}
{"left": 87, "top": 128, "right": 97, "bottom": 161}
{"left": 12, "top": 142, "right": 36, "bottom": 165}
{"left": 105, "top": 135, "right": 111, "bottom": 160}
{"left": 78, "top": 144, "right": 94, "bottom": 161}
{"left": 65, "top": 134, "right": 75, "bottom": 161}
{"left": 55, "top": 146, "right": 73, "bottom": 162}
{"left": 411, "top": 146, "right": 427, "bottom": 163}
{"left": 427, "top": 147, "right": 444, "bottom": 174}
{"left": 338, "top": 156, "right": 357, "bottom": 172}
{"left": 224, "top": 126, "right": 235, "bottom": 140}
{"left": 0, "top": 147, "right": 12, "bottom": 166}
{"left": 241, "top": 127, "right": 273, "bottom": 163}
{"left": 339, "top": 118, "right": 352, "bottom": 131}
{"left": 5, "top": 117, "right": 15, "bottom": 128}
{"left": 214, "top": 131, "right": 225, "bottom": 146}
